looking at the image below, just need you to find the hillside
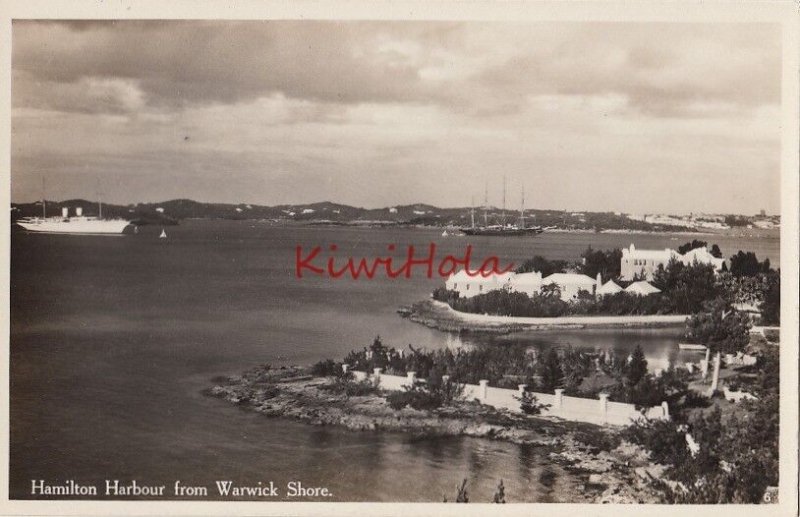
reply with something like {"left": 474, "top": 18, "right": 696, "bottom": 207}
{"left": 10, "top": 198, "right": 693, "bottom": 231}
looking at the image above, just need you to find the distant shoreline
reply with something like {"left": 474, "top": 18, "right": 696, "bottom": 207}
{"left": 400, "top": 300, "right": 688, "bottom": 334}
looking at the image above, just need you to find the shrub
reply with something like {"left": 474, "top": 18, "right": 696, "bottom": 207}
{"left": 386, "top": 384, "right": 442, "bottom": 411}
{"left": 515, "top": 391, "right": 551, "bottom": 415}
{"left": 310, "top": 359, "right": 340, "bottom": 377}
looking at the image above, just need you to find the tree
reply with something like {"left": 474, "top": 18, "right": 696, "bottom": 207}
{"left": 652, "top": 259, "right": 719, "bottom": 313}
{"left": 729, "top": 251, "right": 772, "bottom": 277}
{"left": 683, "top": 298, "right": 751, "bottom": 354}
{"left": 539, "top": 283, "right": 562, "bottom": 299}
{"left": 760, "top": 270, "right": 780, "bottom": 325}
{"left": 580, "top": 246, "right": 622, "bottom": 282}
{"left": 540, "top": 348, "right": 564, "bottom": 392}
{"left": 677, "top": 240, "right": 708, "bottom": 254}
{"left": 710, "top": 244, "right": 723, "bottom": 259}
{"left": 627, "top": 345, "right": 648, "bottom": 386}
{"left": 515, "top": 255, "right": 567, "bottom": 277}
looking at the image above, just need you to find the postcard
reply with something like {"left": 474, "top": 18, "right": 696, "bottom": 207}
{"left": 1, "top": 1, "right": 798, "bottom": 516}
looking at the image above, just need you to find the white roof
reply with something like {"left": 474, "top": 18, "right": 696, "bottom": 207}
{"left": 448, "top": 270, "right": 514, "bottom": 283}
{"left": 625, "top": 281, "right": 662, "bottom": 295}
{"left": 624, "top": 249, "right": 674, "bottom": 261}
{"left": 543, "top": 273, "right": 597, "bottom": 286}
{"left": 508, "top": 272, "right": 543, "bottom": 286}
{"left": 597, "top": 280, "right": 623, "bottom": 295}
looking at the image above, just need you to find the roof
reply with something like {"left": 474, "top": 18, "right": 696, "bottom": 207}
{"left": 625, "top": 281, "right": 662, "bottom": 295}
{"left": 597, "top": 280, "right": 623, "bottom": 295}
{"left": 448, "top": 269, "right": 514, "bottom": 283}
{"left": 508, "top": 272, "right": 543, "bottom": 286}
{"left": 623, "top": 248, "right": 675, "bottom": 261}
{"left": 543, "top": 273, "right": 597, "bottom": 286}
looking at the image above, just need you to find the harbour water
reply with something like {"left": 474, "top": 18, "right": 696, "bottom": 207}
{"left": 9, "top": 221, "right": 780, "bottom": 501}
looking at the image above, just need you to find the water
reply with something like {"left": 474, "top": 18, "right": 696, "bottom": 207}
{"left": 9, "top": 221, "right": 779, "bottom": 501}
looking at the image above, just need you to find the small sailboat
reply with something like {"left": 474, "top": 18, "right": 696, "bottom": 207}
{"left": 442, "top": 230, "right": 449, "bottom": 237}
{"left": 159, "top": 229, "right": 167, "bottom": 239}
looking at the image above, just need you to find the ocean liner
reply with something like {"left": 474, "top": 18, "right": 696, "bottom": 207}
{"left": 17, "top": 205, "right": 131, "bottom": 235}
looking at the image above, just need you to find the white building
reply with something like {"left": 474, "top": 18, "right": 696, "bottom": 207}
{"left": 621, "top": 243, "right": 725, "bottom": 280}
{"left": 445, "top": 270, "right": 514, "bottom": 298}
{"left": 541, "top": 273, "right": 598, "bottom": 301}
{"left": 624, "top": 281, "right": 662, "bottom": 296}
{"left": 507, "top": 272, "right": 544, "bottom": 297}
{"left": 596, "top": 279, "right": 623, "bottom": 296}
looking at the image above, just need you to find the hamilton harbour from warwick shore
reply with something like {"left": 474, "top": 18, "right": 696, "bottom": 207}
{"left": 7, "top": 14, "right": 792, "bottom": 509}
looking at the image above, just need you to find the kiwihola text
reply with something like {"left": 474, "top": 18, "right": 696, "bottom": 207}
{"left": 294, "top": 243, "right": 514, "bottom": 280}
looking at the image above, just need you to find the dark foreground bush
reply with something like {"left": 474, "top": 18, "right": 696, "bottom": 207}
{"left": 318, "top": 373, "right": 380, "bottom": 397}
{"left": 387, "top": 381, "right": 465, "bottom": 411}
{"left": 310, "top": 359, "right": 340, "bottom": 377}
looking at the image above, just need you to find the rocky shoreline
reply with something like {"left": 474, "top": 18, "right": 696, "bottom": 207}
{"left": 206, "top": 365, "right": 670, "bottom": 503}
{"left": 399, "top": 299, "right": 687, "bottom": 334}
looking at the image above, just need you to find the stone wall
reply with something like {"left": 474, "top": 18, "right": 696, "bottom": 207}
{"left": 349, "top": 367, "right": 668, "bottom": 427}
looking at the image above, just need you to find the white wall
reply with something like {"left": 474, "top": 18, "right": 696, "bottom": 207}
{"left": 352, "top": 368, "right": 669, "bottom": 427}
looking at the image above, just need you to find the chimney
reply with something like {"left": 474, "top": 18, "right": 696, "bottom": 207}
{"left": 596, "top": 272, "right": 602, "bottom": 289}
{"left": 61, "top": 207, "right": 68, "bottom": 218}
{"left": 630, "top": 243, "right": 635, "bottom": 252}
{"left": 76, "top": 207, "right": 83, "bottom": 216}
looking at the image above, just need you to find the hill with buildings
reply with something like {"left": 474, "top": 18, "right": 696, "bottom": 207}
{"left": 10, "top": 199, "right": 778, "bottom": 232}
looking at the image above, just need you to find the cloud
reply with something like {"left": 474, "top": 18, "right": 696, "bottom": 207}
{"left": 9, "top": 20, "right": 783, "bottom": 214}
{"left": 13, "top": 20, "right": 780, "bottom": 117}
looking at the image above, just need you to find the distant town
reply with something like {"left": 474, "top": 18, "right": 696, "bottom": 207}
{"left": 10, "top": 198, "right": 780, "bottom": 233}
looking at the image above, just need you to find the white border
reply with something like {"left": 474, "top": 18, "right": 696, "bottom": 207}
{"left": 0, "top": 1, "right": 797, "bottom": 516}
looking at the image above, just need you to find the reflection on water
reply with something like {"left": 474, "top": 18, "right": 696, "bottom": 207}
{"left": 9, "top": 221, "right": 778, "bottom": 501}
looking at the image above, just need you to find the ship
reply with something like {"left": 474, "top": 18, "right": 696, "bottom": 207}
{"left": 17, "top": 205, "right": 131, "bottom": 235}
{"left": 460, "top": 179, "right": 543, "bottom": 237}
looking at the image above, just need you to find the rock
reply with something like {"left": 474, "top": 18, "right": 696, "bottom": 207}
{"left": 588, "top": 474, "right": 604, "bottom": 484}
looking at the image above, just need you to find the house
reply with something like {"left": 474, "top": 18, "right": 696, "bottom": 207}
{"left": 624, "top": 281, "right": 661, "bottom": 296}
{"left": 620, "top": 243, "right": 725, "bottom": 280}
{"left": 445, "top": 270, "right": 514, "bottom": 298}
{"left": 596, "top": 279, "right": 623, "bottom": 296}
{"left": 541, "top": 273, "right": 598, "bottom": 301}
{"left": 507, "top": 272, "right": 543, "bottom": 297}
{"left": 620, "top": 244, "right": 676, "bottom": 280}
{"left": 680, "top": 247, "right": 725, "bottom": 271}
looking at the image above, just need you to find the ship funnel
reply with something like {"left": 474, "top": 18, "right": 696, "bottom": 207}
{"left": 76, "top": 207, "right": 83, "bottom": 216}
{"left": 62, "top": 207, "right": 69, "bottom": 218}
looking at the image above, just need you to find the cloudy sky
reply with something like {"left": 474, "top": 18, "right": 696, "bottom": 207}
{"left": 11, "top": 20, "right": 781, "bottom": 214}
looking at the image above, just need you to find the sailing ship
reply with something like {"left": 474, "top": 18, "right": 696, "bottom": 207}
{"left": 460, "top": 178, "right": 543, "bottom": 236}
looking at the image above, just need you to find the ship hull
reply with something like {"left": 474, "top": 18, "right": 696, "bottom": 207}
{"left": 17, "top": 219, "right": 131, "bottom": 235}
{"left": 460, "top": 227, "right": 543, "bottom": 236}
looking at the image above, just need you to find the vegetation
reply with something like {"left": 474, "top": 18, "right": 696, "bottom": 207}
{"left": 579, "top": 246, "right": 622, "bottom": 281}
{"left": 515, "top": 391, "right": 551, "bottom": 415}
{"left": 677, "top": 240, "right": 722, "bottom": 258}
{"left": 624, "top": 347, "right": 779, "bottom": 503}
{"left": 515, "top": 255, "right": 569, "bottom": 276}
{"left": 728, "top": 251, "right": 773, "bottom": 277}
{"left": 683, "top": 298, "right": 751, "bottom": 354}
{"left": 386, "top": 380, "right": 465, "bottom": 411}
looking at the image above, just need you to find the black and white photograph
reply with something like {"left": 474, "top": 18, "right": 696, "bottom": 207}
{"left": 1, "top": 2, "right": 798, "bottom": 515}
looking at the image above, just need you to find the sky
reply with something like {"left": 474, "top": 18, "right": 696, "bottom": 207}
{"left": 11, "top": 20, "right": 782, "bottom": 214}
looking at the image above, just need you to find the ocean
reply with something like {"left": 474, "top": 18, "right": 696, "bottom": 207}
{"left": 9, "top": 220, "right": 780, "bottom": 502}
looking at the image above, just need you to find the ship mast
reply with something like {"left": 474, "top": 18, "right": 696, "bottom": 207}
{"left": 41, "top": 175, "right": 46, "bottom": 219}
{"left": 470, "top": 196, "right": 475, "bottom": 229}
{"left": 520, "top": 184, "right": 526, "bottom": 229}
{"left": 502, "top": 175, "right": 506, "bottom": 226}
{"left": 483, "top": 181, "right": 488, "bottom": 227}
{"left": 97, "top": 178, "right": 103, "bottom": 219}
